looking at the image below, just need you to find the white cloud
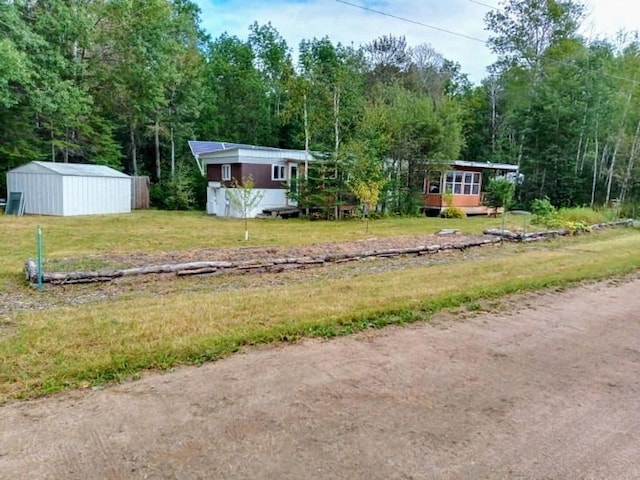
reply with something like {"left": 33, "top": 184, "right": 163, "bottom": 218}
{"left": 195, "top": 0, "right": 638, "bottom": 84}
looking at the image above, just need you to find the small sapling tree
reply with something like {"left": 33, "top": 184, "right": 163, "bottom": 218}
{"left": 485, "top": 177, "right": 515, "bottom": 215}
{"left": 344, "top": 140, "right": 386, "bottom": 233}
{"left": 224, "top": 175, "right": 264, "bottom": 241}
{"left": 485, "top": 177, "right": 516, "bottom": 233}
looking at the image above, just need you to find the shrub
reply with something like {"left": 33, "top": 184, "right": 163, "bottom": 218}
{"left": 150, "top": 167, "right": 206, "bottom": 211}
{"left": 531, "top": 198, "right": 615, "bottom": 234}
{"left": 530, "top": 197, "right": 558, "bottom": 226}
{"left": 441, "top": 206, "right": 466, "bottom": 219}
{"left": 531, "top": 197, "right": 556, "bottom": 218}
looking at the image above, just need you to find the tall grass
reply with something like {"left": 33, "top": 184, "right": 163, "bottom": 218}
{"left": 556, "top": 207, "right": 616, "bottom": 224}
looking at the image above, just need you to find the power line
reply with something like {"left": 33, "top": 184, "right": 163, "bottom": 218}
{"left": 334, "top": 0, "right": 488, "bottom": 44}
{"left": 466, "top": 0, "right": 501, "bottom": 11}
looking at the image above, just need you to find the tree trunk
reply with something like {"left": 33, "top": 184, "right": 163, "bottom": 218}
{"left": 130, "top": 126, "right": 138, "bottom": 176}
{"left": 575, "top": 102, "right": 588, "bottom": 174}
{"left": 607, "top": 139, "right": 622, "bottom": 205}
{"left": 490, "top": 78, "right": 498, "bottom": 154}
{"left": 63, "top": 127, "right": 69, "bottom": 163}
{"left": 155, "top": 116, "right": 161, "bottom": 181}
{"left": 170, "top": 125, "right": 175, "bottom": 178}
{"left": 579, "top": 137, "right": 589, "bottom": 175}
{"left": 333, "top": 85, "right": 340, "bottom": 156}
{"left": 619, "top": 120, "right": 640, "bottom": 203}
{"left": 590, "top": 137, "right": 598, "bottom": 207}
{"left": 51, "top": 128, "right": 55, "bottom": 162}
{"left": 606, "top": 89, "right": 634, "bottom": 204}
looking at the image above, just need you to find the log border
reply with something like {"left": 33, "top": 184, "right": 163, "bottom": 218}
{"left": 24, "top": 237, "right": 501, "bottom": 286}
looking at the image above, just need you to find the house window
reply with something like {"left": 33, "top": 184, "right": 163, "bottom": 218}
{"left": 272, "top": 164, "right": 286, "bottom": 181}
{"left": 425, "top": 172, "right": 442, "bottom": 193}
{"left": 221, "top": 164, "right": 231, "bottom": 181}
{"left": 444, "top": 171, "right": 481, "bottom": 195}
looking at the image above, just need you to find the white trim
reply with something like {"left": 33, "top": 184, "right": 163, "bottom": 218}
{"left": 221, "top": 164, "right": 231, "bottom": 181}
{"left": 444, "top": 170, "right": 481, "bottom": 196}
{"left": 453, "top": 160, "right": 518, "bottom": 171}
{"left": 200, "top": 147, "right": 313, "bottom": 165}
{"left": 272, "top": 164, "right": 286, "bottom": 181}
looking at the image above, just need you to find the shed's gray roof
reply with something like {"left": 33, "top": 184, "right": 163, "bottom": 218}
{"left": 9, "top": 161, "right": 130, "bottom": 178}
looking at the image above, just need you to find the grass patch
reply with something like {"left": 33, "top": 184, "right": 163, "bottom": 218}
{"left": 0, "top": 210, "right": 528, "bottom": 288}
{"left": 1, "top": 228, "right": 639, "bottom": 402}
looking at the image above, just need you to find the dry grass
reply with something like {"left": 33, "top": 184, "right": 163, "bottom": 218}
{"left": 0, "top": 220, "right": 639, "bottom": 402}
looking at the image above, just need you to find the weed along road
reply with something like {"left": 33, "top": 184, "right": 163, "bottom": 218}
{"left": 1, "top": 278, "right": 640, "bottom": 479}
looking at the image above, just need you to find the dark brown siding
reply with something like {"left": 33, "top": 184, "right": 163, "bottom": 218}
{"left": 206, "top": 163, "right": 243, "bottom": 186}
{"left": 231, "top": 164, "right": 243, "bottom": 183}
{"left": 207, "top": 162, "right": 288, "bottom": 188}
{"left": 241, "top": 163, "right": 284, "bottom": 189}
{"left": 207, "top": 164, "right": 220, "bottom": 182}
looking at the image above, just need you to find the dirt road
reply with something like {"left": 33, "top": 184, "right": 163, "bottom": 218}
{"left": 1, "top": 278, "right": 639, "bottom": 479}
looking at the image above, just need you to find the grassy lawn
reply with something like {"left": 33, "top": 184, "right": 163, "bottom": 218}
{"left": 0, "top": 210, "right": 638, "bottom": 403}
{"left": 0, "top": 210, "right": 519, "bottom": 281}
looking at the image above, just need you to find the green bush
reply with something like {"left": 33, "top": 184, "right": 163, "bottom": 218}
{"left": 150, "top": 167, "right": 205, "bottom": 210}
{"left": 530, "top": 197, "right": 559, "bottom": 227}
{"left": 441, "top": 206, "right": 466, "bottom": 219}
{"left": 530, "top": 197, "right": 556, "bottom": 218}
{"left": 531, "top": 198, "right": 615, "bottom": 234}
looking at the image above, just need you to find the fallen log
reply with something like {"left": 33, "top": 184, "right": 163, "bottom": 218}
{"left": 16, "top": 233, "right": 531, "bottom": 286}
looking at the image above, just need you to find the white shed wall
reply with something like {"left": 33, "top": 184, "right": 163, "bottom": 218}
{"left": 62, "top": 176, "right": 131, "bottom": 216}
{"left": 6, "top": 172, "right": 64, "bottom": 215}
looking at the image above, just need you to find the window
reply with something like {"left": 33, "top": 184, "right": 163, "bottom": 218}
{"left": 221, "top": 164, "right": 231, "bottom": 181}
{"left": 444, "top": 170, "right": 481, "bottom": 195}
{"left": 272, "top": 164, "right": 286, "bottom": 181}
{"left": 471, "top": 173, "right": 480, "bottom": 194}
{"left": 425, "top": 172, "right": 442, "bottom": 193}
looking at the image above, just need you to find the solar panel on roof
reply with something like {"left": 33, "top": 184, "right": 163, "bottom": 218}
{"left": 188, "top": 141, "right": 251, "bottom": 157}
{"left": 187, "top": 140, "right": 305, "bottom": 157}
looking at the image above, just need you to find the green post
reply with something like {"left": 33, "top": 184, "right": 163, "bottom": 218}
{"left": 36, "top": 225, "right": 43, "bottom": 290}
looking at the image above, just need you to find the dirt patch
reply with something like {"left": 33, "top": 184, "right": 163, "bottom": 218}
{"left": 1, "top": 277, "right": 639, "bottom": 479}
{"left": 45, "top": 233, "right": 487, "bottom": 268}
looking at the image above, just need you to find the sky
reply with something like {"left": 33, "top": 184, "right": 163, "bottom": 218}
{"left": 193, "top": 0, "right": 639, "bottom": 84}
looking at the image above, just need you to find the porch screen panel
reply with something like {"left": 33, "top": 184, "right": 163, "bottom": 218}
{"left": 472, "top": 173, "right": 480, "bottom": 194}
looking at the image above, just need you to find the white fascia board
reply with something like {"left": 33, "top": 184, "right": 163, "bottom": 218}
{"left": 201, "top": 150, "right": 241, "bottom": 164}
{"left": 202, "top": 147, "right": 311, "bottom": 165}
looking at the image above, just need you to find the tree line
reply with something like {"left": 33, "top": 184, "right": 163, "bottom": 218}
{"left": 1, "top": 0, "right": 639, "bottom": 212}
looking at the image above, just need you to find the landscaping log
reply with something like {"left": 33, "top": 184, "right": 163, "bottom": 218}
{"left": 17, "top": 235, "right": 502, "bottom": 286}
{"left": 483, "top": 219, "right": 634, "bottom": 242}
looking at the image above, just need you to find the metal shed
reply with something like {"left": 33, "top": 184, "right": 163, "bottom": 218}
{"left": 6, "top": 161, "right": 131, "bottom": 216}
